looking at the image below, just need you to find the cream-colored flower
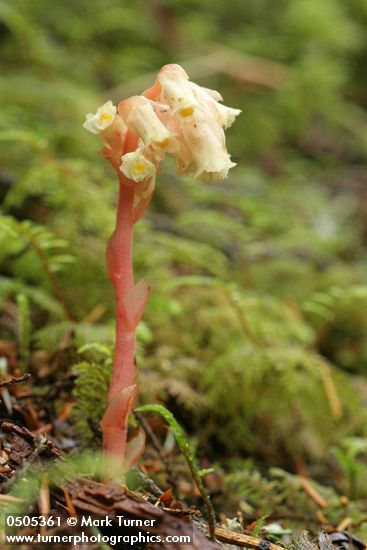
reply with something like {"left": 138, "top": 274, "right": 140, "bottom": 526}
{"left": 119, "top": 149, "right": 156, "bottom": 182}
{"left": 215, "top": 102, "right": 241, "bottom": 129}
{"left": 119, "top": 96, "right": 175, "bottom": 159}
{"left": 174, "top": 136, "right": 197, "bottom": 176}
{"left": 157, "top": 64, "right": 201, "bottom": 119}
{"left": 83, "top": 100, "right": 117, "bottom": 134}
{"left": 197, "top": 85, "right": 223, "bottom": 102}
{"left": 190, "top": 82, "right": 241, "bottom": 129}
{"left": 182, "top": 117, "right": 236, "bottom": 182}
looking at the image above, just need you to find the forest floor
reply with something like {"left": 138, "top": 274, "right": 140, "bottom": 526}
{"left": 0, "top": 344, "right": 366, "bottom": 550}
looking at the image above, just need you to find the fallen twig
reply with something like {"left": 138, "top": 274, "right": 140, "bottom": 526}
{"left": 0, "top": 494, "right": 24, "bottom": 505}
{"left": 39, "top": 472, "right": 50, "bottom": 536}
{"left": 336, "top": 517, "right": 353, "bottom": 531}
{"left": 319, "top": 365, "right": 342, "bottom": 420}
{"left": 300, "top": 476, "right": 328, "bottom": 509}
{"left": 61, "top": 486, "right": 77, "bottom": 517}
{"left": 0, "top": 373, "right": 31, "bottom": 389}
{"left": 132, "top": 467, "right": 164, "bottom": 499}
{"left": 214, "top": 527, "right": 285, "bottom": 550}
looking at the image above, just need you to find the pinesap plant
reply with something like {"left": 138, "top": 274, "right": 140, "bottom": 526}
{"left": 83, "top": 64, "right": 240, "bottom": 471}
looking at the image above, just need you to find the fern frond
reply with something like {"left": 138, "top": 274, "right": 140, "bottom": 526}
{"left": 0, "top": 276, "right": 64, "bottom": 318}
{"left": 32, "top": 322, "right": 114, "bottom": 352}
{"left": 0, "top": 130, "right": 47, "bottom": 153}
{"left": 0, "top": 215, "right": 74, "bottom": 319}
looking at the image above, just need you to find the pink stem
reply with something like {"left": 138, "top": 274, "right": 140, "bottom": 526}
{"left": 102, "top": 173, "right": 136, "bottom": 459}
{"left": 109, "top": 177, "right": 135, "bottom": 398}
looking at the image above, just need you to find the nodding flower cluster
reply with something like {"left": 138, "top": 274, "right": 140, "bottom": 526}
{"left": 83, "top": 64, "right": 240, "bottom": 188}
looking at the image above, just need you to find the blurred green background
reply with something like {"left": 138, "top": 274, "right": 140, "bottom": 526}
{"left": 1, "top": 0, "right": 367, "bottom": 523}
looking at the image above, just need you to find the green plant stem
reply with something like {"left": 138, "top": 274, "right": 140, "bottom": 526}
{"left": 136, "top": 404, "right": 216, "bottom": 542}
